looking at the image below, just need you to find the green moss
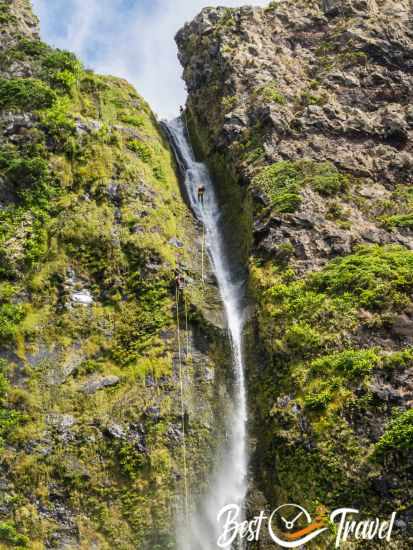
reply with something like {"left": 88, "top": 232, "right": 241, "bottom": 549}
{"left": 381, "top": 348, "right": 413, "bottom": 371}
{"left": 251, "top": 245, "right": 413, "bottom": 369}
{"left": 0, "top": 149, "right": 53, "bottom": 207}
{"left": 310, "top": 244, "right": 413, "bottom": 311}
{"left": 0, "top": 360, "right": 27, "bottom": 449}
{"left": 283, "top": 322, "right": 323, "bottom": 358}
{"left": 0, "top": 1, "right": 16, "bottom": 24}
{"left": 118, "top": 442, "right": 146, "bottom": 479}
{"left": 310, "top": 349, "right": 380, "bottom": 379}
{"left": 39, "top": 96, "right": 76, "bottom": 151}
{"left": 252, "top": 160, "right": 349, "bottom": 213}
{"left": 382, "top": 213, "right": 413, "bottom": 229}
{"left": 217, "top": 8, "right": 236, "bottom": 29}
{"left": 0, "top": 19, "right": 222, "bottom": 549}
{"left": 298, "top": 90, "right": 328, "bottom": 107}
{"left": 304, "top": 389, "right": 333, "bottom": 411}
{"left": 252, "top": 161, "right": 303, "bottom": 212}
{"left": 0, "top": 522, "right": 29, "bottom": 547}
{"left": 254, "top": 82, "right": 286, "bottom": 105}
{"left": 112, "top": 283, "right": 171, "bottom": 366}
{"left": 375, "top": 409, "right": 413, "bottom": 454}
{"left": 119, "top": 113, "right": 145, "bottom": 127}
{"left": 15, "top": 38, "right": 49, "bottom": 58}
{"left": 0, "top": 302, "right": 25, "bottom": 342}
{"left": 251, "top": 243, "right": 413, "bottom": 519}
{"left": 41, "top": 49, "right": 81, "bottom": 74}
{"left": 221, "top": 95, "right": 237, "bottom": 112}
{"left": 0, "top": 78, "right": 56, "bottom": 111}
{"left": 127, "top": 140, "right": 152, "bottom": 163}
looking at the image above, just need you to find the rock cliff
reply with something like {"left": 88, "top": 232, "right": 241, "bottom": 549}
{"left": 177, "top": 1, "right": 413, "bottom": 547}
{"left": 0, "top": 1, "right": 231, "bottom": 548}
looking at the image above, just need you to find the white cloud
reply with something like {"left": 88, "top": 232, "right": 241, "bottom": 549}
{"left": 31, "top": 0, "right": 268, "bottom": 118}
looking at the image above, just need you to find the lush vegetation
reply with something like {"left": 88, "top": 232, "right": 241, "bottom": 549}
{"left": 375, "top": 409, "right": 413, "bottom": 454}
{"left": 310, "top": 244, "right": 413, "bottom": 311}
{"left": 252, "top": 160, "right": 349, "bottom": 212}
{"left": 0, "top": 14, "right": 218, "bottom": 549}
{"left": 0, "top": 78, "right": 56, "bottom": 110}
{"left": 0, "top": 522, "right": 29, "bottom": 547}
{"left": 249, "top": 242, "right": 413, "bottom": 513}
{"left": 252, "top": 244, "right": 413, "bottom": 364}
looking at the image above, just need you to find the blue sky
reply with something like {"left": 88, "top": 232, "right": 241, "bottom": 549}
{"left": 31, "top": 0, "right": 267, "bottom": 118}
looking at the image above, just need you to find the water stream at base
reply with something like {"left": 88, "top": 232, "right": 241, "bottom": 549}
{"left": 164, "top": 117, "right": 248, "bottom": 550}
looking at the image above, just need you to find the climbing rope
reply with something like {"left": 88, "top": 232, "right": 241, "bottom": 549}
{"left": 175, "top": 287, "right": 190, "bottom": 523}
{"left": 184, "top": 293, "right": 191, "bottom": 358}
{"left": 182, "top": 109, "right": 196, "bottom": 159}
{"left": 201, "top": 224, "right": 206, "bottom": 286}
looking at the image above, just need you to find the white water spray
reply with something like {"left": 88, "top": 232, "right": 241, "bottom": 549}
{"left": 164, "top": 117, "right": 248, "bottom": 550}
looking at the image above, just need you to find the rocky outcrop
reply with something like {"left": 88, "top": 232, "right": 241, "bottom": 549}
{"left": 0, "top": 0, "right": 40, "bottom": 49}
{"left": 177, "top": 1, "right": 413, "bottom": 547}
{"left": 177, "top": 0, "right": 413, "bottom": 272}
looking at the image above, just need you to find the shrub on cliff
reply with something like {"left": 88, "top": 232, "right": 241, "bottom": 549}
{"left": 310, "top": 244, "right": 413, "bottom": 311}
{"left": 252, "top": 160, "right": 349, "bottom": 212}
{"left": 0, "top": 522, "right": 29, "bottom": 547}
{"left": 0, "top": 78, "right": 56, "bottom": 111}
{"left": 375, "top": 409, "right": 413, "bottom": 455}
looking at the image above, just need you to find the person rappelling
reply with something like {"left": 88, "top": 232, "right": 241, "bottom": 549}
{"left": 175, "top": 272, "right": 185, "bottom": 292}
{"left": 179, "top": 105, "right": 184, "bottom": 115}
{"left": 197, "top": 185, "right": 205, "bottom": 205}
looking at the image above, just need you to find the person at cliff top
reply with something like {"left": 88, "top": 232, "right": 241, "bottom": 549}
{"left": 197, "top": 185, "right": 205, "bottom": 204}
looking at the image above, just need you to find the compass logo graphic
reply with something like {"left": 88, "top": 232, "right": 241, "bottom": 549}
{"left": 268, "top": 504, "right": 328, "bottom": 548}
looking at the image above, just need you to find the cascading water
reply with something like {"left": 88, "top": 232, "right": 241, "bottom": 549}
{"left": 164, "top": 116, "right": 248, "bottom": 550}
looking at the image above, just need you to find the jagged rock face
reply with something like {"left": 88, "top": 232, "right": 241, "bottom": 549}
{"left": 177, "top": 1, "right": 413, "bottom": 547}
{"left": 177, "top": 0, "right": 413, "bottom": 272}
{"left": 0, "top": 0, "right": 40, "bottom": 50}
{"left": 177, "top": 0, "right": 413, "bottom": 185}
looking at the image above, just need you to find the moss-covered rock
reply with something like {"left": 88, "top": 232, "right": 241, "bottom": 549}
{"left": 0, "top": 2, "right": 233, "bottom": 548}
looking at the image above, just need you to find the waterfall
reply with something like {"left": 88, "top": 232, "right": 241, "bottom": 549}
{"left": 164, "top": 117, "right": 248, "bottom": 550}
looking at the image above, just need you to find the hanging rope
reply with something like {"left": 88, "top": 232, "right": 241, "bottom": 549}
{"left": 182, "top": 110, "right": 196, "bottom": 159}
{"left": 184, "top": 293, "right": 191, "bottom": 358}
{"left": 201, "top": 224, "right": 206, "bottom": 286}
{"left": 175, "top": 287, "right": 190, "bottom": 523}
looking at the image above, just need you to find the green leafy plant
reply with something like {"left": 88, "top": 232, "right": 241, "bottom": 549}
{"left": 310, "top": 244, "right": 413, "bottom": 311}
{"left": 0, "top": 147, "right": 53, "bottom": 207}
{"left": 39, "top": 96, "right": 76, "bottom": 150}
{"left": 254, "top": 82, "right": 286, "bottom": 105}
{"left": 381, "top": 213, "right": 413, "bottom": 230}
{"left": 222, "top": 95, "right": 237, "bottom": 112}
{"left": 120, "top": 113, "right": 145, "bottom": 128}
{"left": 0, "top": 522, "right": 29, "bottom": 547}
{"left": 310, "top": 349, "right": 380, "bottom": 378}
{"left": 0, "top": 78, "right": 56, "bottom": 110}
{"left": 252, "top": 160, "right": 348, "bottom": 213}
{"left": 375, "top": 409, "right": 413, "bottom": 454}
{"left": 304, "top": 389, "right": 333, "bottom": 410}
{"left": 128, "top": 140, "right": 152, "bottom": 163}
{"left": 0, "top": 303, "right": 25, "bottom": 342}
